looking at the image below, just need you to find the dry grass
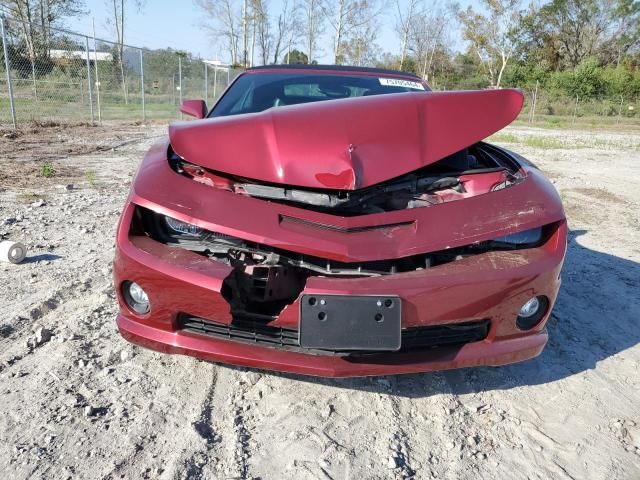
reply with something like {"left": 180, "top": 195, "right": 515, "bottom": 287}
{"left": 17, "top": 192, "right": 48, "bottom": 203}
{"left": 571, "top": 187, "right": 628, "bottom": 205}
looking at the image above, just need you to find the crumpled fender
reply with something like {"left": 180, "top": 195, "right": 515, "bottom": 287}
{"left": 169, "top": 89, "right": 524, "bottom": 190}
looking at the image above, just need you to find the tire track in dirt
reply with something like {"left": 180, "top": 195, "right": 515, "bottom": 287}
{"left": 383, "top": 389, "right": 418, "bottom": 479}
{"left": 99, "top": 357, "right": 222, "bottom": 480}
{"left": 0, "top": 274, "right": 111, "bottom": 376}
{"left": 172, "top": 365, "right": 259, "bottom": 480}
{"left": 171, "top": 369, "right": 221, "bottom": 480}
{"left": 219, "top": 368, "right": 257, "bottom": 479}
{"left": 385, "top": 371, "right": 503, "bottom": 479}
{"left": 236, "top": 374, "right": 421, "bottom": 479}
{"left": 386, "top": 374, "right": 453, "bottom": 479}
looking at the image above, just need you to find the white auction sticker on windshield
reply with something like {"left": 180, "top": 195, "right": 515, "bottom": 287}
{"left": 378, "top": 78, "right": 425, "bottom": 90}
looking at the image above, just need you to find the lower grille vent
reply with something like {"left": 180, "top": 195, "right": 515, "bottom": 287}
{"left": 178, "top": 314, "right": 490, "bottom": 354}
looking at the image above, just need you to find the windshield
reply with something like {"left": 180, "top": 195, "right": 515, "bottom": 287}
{"left": 209, "top": 72, "right": 428, "bottom": 117}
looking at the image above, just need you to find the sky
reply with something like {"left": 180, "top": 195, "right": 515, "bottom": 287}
{"left": 65, "top": 0, "right": 475, "bottom": 64}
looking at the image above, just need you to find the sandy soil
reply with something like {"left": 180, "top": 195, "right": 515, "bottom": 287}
{"left": 0, "top": 122, "right": 639, "bottom": 480}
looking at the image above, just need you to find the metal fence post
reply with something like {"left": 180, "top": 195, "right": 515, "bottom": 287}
{"left": 30, "top": 58, "right": 37, "bottom": 101}
{"left": 178, "top": 56, "right": 183, "bottom": 104}
{"left": 85, "top": 36, "right": 94, "bottom": 123}
{"left": 1, "top": 16, "right": 17, "bottom": 128}
{"left": 213, "top": 66, "right": 218, "bottom": 99}
{"left": 28, "top": 22, "right": 37, "bottom": 101}
{"left": 171, "top": 75, "right": 175, "bottom": 105}
{"left": 204, "top": 63, "right": 208, "bottom": 105}
{"left": 92, "top": 18, "right": 102, "bottom": 123}
{"left": 617, "top": 95, "right": 624, "bottom": 124}
{"left": 140, "top": 49, "right": 145, "bottom": 121}
{"left": 178, "top": 56, "right": 183, "bottom": 119}
{"left": 531, "top": 80, "right": 539, "bottom": 124}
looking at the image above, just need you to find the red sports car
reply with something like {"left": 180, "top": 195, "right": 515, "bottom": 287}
{"left": 113, "top": 65, "right": 566, "bottom": 377}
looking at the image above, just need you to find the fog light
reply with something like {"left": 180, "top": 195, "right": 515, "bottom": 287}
{"left": 122, "top": 281, "right": 150, "bottom": 314}
{"left": 519, "top": 297, "right": 540, "bottom": 318}
{"left": 516, "top": 295, "right": 548, "bottom": 330}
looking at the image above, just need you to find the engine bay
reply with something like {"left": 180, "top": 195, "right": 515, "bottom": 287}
{"left": 168, "top": 142, "right": 524, "bottom": 216}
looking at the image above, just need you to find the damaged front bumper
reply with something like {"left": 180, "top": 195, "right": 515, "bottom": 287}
{"left": 113, "top": 153, "right": 566, "bottom": 376}
{"left": 114, "top": 218, "right": 562, "bottom": 377}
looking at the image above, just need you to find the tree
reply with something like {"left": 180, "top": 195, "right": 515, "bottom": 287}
{"left": 394, "top": 0, "right": 421, "bottom": 70}
{"left": 274, "top": 0, "right": 301, "bottom": 64}
{"left": 253, "top": 0, "right": 270, "bottom": 65}
{"left": 241, "top": 0, "right": 249, "bottom": 66}
{"left": 107, "top": 0, "right": 144, "bottom": 104}
{"left": 195, "top": 0, "right": 241, "bottom": 65}
{"left": 338, "top": 21, "right": 379, "bottom": 66}
{"left": 301, "top": 0, "right": 324, "bottom": 63}
{"left": 603, "top": 0, "right": 640, "bottom": 67}
{"left": 408, "top": 3, "right": 450, "bottom": 81}
{"left": 522, "top": 0, "right": 618, "bottom": 70}
{"left": 195, "top": 0, "right": 301, "bottom": 66}
{"left": 283, "top": 48, "right": 308, "bottom": 64}
{"left": 458, "top": 0, "right": 524, "bottom": 88}
{"left": 0, "top": 0, "right": 85, "bottom": 60}
{"left": 323, "top": 0, "right": 382, "bottom": 64}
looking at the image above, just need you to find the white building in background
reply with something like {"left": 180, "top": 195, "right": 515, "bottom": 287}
{"left": 49, "top": 49, "right": 112, "bottom": 63}
{"left": 203, "top": 60, "right": 231, "bottom": 70}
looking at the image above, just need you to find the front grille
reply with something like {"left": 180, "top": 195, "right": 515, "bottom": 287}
{"left": 177, "top": 314, "right": 490, "bottom": 354}
{"left": 401, "top": 321, "right": 490, "bottom": 350}
{"left": 179, "top": 315, "right": 299, "bottom": 348}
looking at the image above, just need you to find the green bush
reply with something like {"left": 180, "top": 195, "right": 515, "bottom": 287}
{"left": 41, "top": 162, "right": 56, "bottom": 178}
{"left": 602, "top": 66, "right": 640, "bottom": 101}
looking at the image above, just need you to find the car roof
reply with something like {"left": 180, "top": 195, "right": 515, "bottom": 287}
{"left": 246, "top": 64, "right": 421, "bottom": 79}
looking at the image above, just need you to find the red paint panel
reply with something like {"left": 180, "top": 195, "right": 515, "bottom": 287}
{"left": 169, "top": 89, "right": 524, "bottom": 190}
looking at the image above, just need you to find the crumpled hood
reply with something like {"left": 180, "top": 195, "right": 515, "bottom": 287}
{"left": 169, "top": 89, "right": 523, "bottom": 190}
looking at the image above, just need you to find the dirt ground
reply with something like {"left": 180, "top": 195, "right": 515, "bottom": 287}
{"left": 0, "top": 121, "right": 639, "bottom": 480}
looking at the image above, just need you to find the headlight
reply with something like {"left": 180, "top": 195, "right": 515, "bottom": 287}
{"left": 164, "top": 216, "right": 202, "bottom": 236}
{"left": 492, "top": 227, "right": 543, "bottom": 246}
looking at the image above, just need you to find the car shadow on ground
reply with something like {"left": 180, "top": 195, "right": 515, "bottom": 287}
{"left": 265, "top": 229, "right": 640, "bottom": 398}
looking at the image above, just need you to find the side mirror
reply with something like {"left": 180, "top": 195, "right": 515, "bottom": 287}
{"left": 180, "top": 99, "right": 208, "bottom": 119}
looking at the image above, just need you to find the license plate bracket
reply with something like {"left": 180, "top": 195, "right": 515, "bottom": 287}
{"left": 299, "top": 294, "right": 401, "bottom": 351}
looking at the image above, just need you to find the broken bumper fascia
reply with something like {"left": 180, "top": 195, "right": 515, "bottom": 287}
{"left": 113, "top": 203, "right": 565, "bottom": 378}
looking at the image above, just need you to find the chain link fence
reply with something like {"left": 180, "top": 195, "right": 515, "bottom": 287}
{"left": 514, "top": 82, "right": 639, "bottom": 128}
{"left": 0, "top": 15, "right": 239, "bottom": 126}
